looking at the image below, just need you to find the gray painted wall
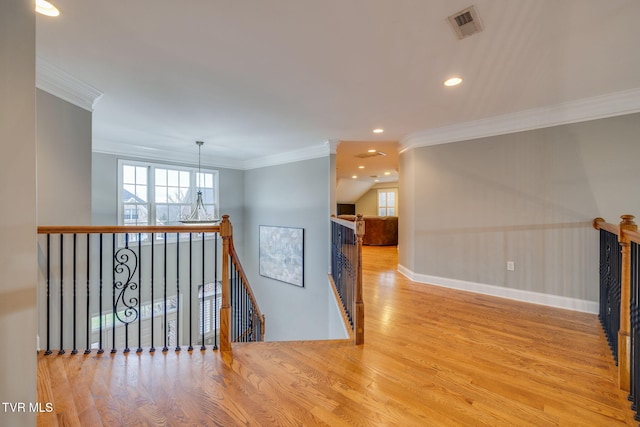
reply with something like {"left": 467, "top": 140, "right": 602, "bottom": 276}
{"left": 35, "top": 90, "right": 93, "bottom": 358}
{"left": 0, "top": 1, "right": 37, "bottom": 425}
{"left": 37, "top": 89, "right": 92, "bottom": 225}
{"left": 399, "top": 148, "right": 415, "bottom": 271}
{"left": 93, "top": 153, "right": 346, "bottom": 342}
{"left": 243, "top": 157, "right": 338, "bottom": 341}
{"left": 399, "top": 113, "right": 640, "bottom": 303}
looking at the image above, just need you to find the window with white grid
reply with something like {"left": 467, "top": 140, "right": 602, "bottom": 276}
{"left": 377, "top": 189, "right": 397, "bottom": 216}
{"left": 118, "top": 160, "right": 219, "bottom": 236}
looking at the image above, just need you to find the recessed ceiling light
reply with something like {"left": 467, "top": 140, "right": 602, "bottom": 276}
{"left": 444, "top": 77, "right": 463, "bottom": 87}
{"left": 374, "top": 179, "right": 380, "bottom": 182}
{"left": 358, "top": 165, "right": 365, "bottom": 169}
{"left": 384, "top": 172, "right": 391, "bottom": 176}
{"left": 352, "top": 175, "right": 357, "bottom": 179}
{"left": 373, "top": 128, "right": 384, "bottom": 134}
{"left": 36, "top": 0, "right": 60, "bottom": 16}
{"left": 368, "top": 149, "right": 377, "bottom": 153}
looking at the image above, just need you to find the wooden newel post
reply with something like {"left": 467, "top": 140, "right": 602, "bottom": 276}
{"left": 619, "top": 214, "right": 637, "bottom": 391}
{"left": 355, "top": 214, "right": 365, "bottom": 345}
{"left": 220, "top": 215, "right": 232, "bottom": 353}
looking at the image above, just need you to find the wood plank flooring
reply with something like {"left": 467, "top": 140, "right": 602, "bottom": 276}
{"left": 37, "top": 246, "right": 637, "bottom": 426}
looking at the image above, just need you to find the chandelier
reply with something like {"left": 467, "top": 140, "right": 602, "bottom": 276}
{"left": 180, "top": 141, "right": 219, "bottom": 224}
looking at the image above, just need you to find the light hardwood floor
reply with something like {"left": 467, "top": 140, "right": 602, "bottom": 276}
{"left": 37, "top": 246, "right": 637, "bottom": 426}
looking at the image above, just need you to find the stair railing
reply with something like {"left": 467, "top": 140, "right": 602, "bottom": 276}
{"left": 329, "top": 214, "right": 365, "bottom": 345}
{"left": 226, "top": 219, "right": 265, "bottom": 342}
{"left": 594, "top": 215, "right": 640, "bottom": 420}
{"left": 37, "top": 215, "right": 263, "bottom": 358}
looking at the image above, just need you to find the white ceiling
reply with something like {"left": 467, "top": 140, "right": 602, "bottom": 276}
{"left": 36, "top": 0, "right": 640, "bottom": 172}
{"left": 335, "top": 140, "right": 399, "bottom": 202}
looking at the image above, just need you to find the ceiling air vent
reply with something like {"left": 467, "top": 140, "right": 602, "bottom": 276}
{"left": 354, "top": 151, "right": 386, "bottom": 159}
{"left": 448, "top": 5, "right": 483, "bottom": 40}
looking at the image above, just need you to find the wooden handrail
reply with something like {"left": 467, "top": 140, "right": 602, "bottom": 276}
{"left": 330, "top": 216, "right": 357, "bottom": 230}
{"left": 625, "top": 229, "right": 640, "bottom": 245}
{"left": 592, "top": 217, "right": 619, "bottom": 235}
{"left": 37, "top": 224, "right": 221, "bottom": 234}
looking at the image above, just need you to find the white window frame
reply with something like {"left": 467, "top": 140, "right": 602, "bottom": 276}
{"left": 377, "top": 189, "right": 398, "bottom": 217}
{"left": 117, "top": 159, "right": 220, "bottom": 229}
{"left": 199, "top": 282, "right": 222, "bottom": 340}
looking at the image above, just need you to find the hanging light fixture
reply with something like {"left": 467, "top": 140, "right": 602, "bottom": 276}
{"left": 181, "top": 141, "right": 219, "bottom": 224}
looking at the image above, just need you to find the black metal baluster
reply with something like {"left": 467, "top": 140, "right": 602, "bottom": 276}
{"left": 239, "top": 269, "right": 243, "bottom": 342}
{"left": 98, "top": 234, "right": 104, "bottom": 354}
{"left": 245, "top": 280, "right": 249, "bottom": 342}
{"left": 137, "top": 234, "right": 142, "bottom": 353}
{"left": 236, "top": 263, "right": 240, "bottom": 341}
{"left": 59, "top": 234, "right": 65, "bottom": 355}
{"left": 233, "top": 266, "right": 237, "bottom": 342}
{"left": 188, "top": 233, "right": 193, "bottom": 351}
{"left": 112, "top": 233, "right": 140, "bottom": 355}
{"left": 234, "top": 266, "right": 238, "bottom": 341}
{"left": 123, "top": 233, "right": 130, "bottom": 354}
{"left": 45, "top": 234, "right": 52, "bottom": 355}
{"left": 85, "top": 234, "right": 91, "bottom": 354}
{"left": 240, "top": 267, "right": 243, "bottom": 339}
{"left": 163, "top": 232, "right": 168, "bottom": 353}
{"left": 176, "top": 233, "right": 181, "bottom": 352}
{"left": 242, "top": 274, "right": 247, "bottom": 341}
{"left": 214, "top": 233, "right": 218, "bottom": 349}
{"left": 201, "top": 234, "right": 206, "bottom": 351}
{"left": 599, "top": 230, "right": 607, "bottom": 326}
{"left": 631, "top": 242, "right": 640, "bottom": 419}
{"left": 240, "top": 272, "right": 244, "bottom": 342}
{"left": 240, "top": 268, "right": 243, "bottom": 341}
{"left": 602, "top": 230, "right": 613, "bottom": 354}
{"left": 613, "top": 232, "right": 622, "bottom": 363}
{"left": 236, "top": 265, "right": 240, "bottom": 341}
{"left": 230, "top": 262, "right": 234, "bottom": 341}
{"left": 111, "top": 234, "right": 117, "bottom": 354}
{"left": 245, "top": 278, "right": 249, "bottom": 342}
{"left": 72, "top": 234, "right": 78, "bottom": 354}
{"left": 150, "top": 233, "right": 155, "bottom": 353}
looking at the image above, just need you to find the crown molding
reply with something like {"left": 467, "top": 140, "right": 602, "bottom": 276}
{"left": 93, "top": 139, "right": 332, "bottom": 170}
{"left": 327, "top": 139, "right": 340, "bottom": 155}
{"left": 92, "top": 139, "right": 245, "bottom": 170}
{"left": 242, "top": 143, "right": 331, "bottom": 170}
{"left": 401, "top": 88, "right": 640, "bottom": 152}
{"left": 36, "top": 57, "right": 103, "bottom": 112}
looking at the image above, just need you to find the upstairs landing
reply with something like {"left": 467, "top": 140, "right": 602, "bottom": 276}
{"left": 37, "top": 246, "right": 635, "bottom": 426}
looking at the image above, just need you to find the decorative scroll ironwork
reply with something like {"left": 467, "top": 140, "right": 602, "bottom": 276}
{"left": 38, "top": 220, "right": 263, "bottom": 355}
{"left": 113, "top": 247, "right": 139, "bottom": 326}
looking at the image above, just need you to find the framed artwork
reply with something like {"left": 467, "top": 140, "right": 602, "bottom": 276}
{"left": 259, "top": 225, "right": 304, "bottom": 287}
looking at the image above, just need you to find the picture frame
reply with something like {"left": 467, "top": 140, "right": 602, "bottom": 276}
{"left": 259, "top": 225, "right": 304, "bottom": 287}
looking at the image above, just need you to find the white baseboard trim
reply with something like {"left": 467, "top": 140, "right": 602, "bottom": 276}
{"left": 397, "top": 264, "right": 598, "bottom": 314}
